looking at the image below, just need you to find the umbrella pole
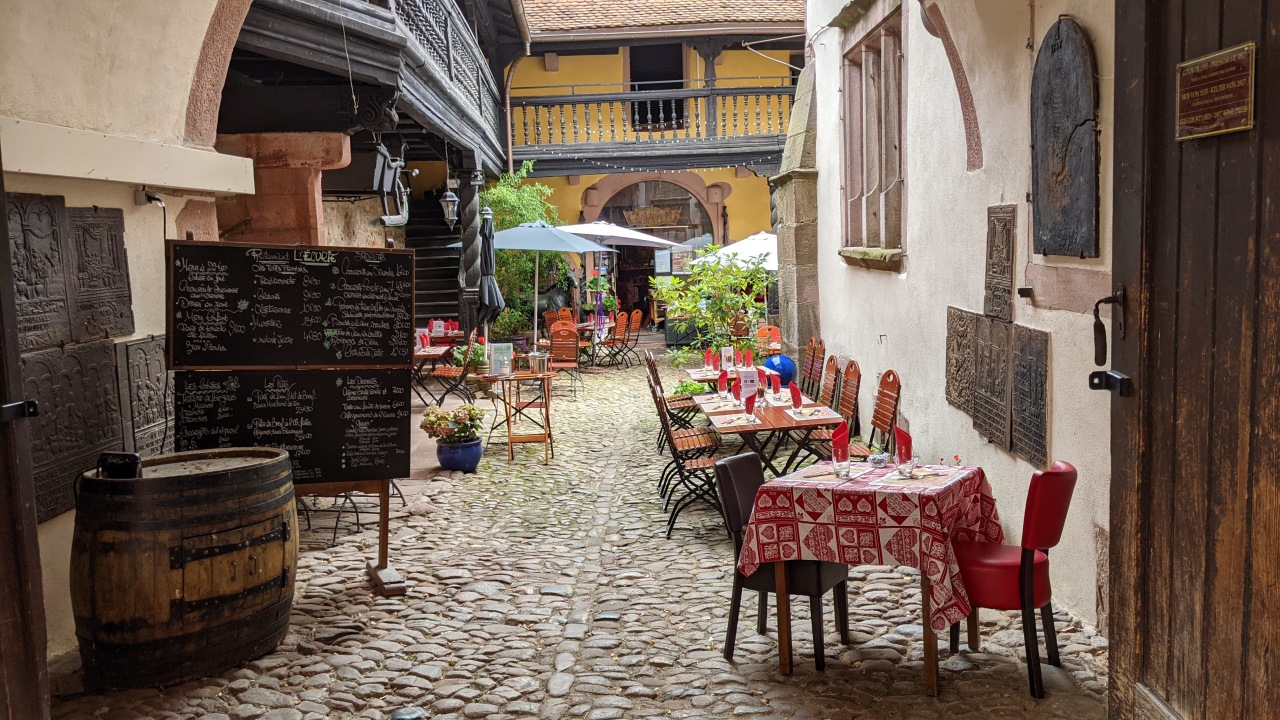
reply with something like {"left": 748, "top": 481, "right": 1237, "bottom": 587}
{"left": 532, "top": 250, "right": 540, "bottom": 351}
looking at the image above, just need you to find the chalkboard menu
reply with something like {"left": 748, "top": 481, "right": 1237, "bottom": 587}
{"left": 167, "top": 241, "right": 415, "bottom": 369}
{"left": 174, "top": 369, "right": 411, "bottom": 483}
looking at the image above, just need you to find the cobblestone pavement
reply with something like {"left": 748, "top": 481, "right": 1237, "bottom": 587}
{"left": 53, "top": 361, "right": 1108, "bottom": 720}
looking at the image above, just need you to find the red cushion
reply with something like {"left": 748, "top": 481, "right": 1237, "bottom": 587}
{"left": 953, "top": 541, "right": 1052, "bottom": 611}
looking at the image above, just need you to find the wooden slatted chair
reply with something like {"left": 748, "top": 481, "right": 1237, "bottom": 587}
{"left": 644, "top": 350, "right": 698, "bottom": 448}
{"left": 644, "top": 364, "right": 717, "bottom": 496}
{"left": 847, "top": 369, "right": 901, "bottom": 459}
{"left": 804, "top": 338, "right": 826, "bottom": 397}
{"left": 428, "top": 329, "right": 478, "bottom": 404}
{"left": 557, "top": 307, "right": 574, "bottom": 323}
{"left": 754, "top": 325, "right": 782, "bottom": 356}
{"left": 781, "top": 355, "right": 842, "bottom": 472}
{"left": 817, "top": 355, "right": 840, "bottom": 407}
{"left": 599, "top": 313, "right": 631, "bottom": 366}
{"left": 648, "top": 376, "right": 723, "bottom": 538}
{"left": 795, "top": 359, "right": 862, "bottom": 464}
{"left": 549, "top": 325, "right": 583, "bottom": 397}
{"left": 621, "top": 309, "right": 645, "bottom": 367}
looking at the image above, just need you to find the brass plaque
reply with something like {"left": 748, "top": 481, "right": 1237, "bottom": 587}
{"left": 1176, "top": 42, "right": 1255, "bottom": 141}
{"left": 1012, "top": 324, "right": 1049, "bottom": 468}
{"left": 972, "top": 316, "right": 1011, "bottom": 450}
{"left": 946, "top": 306, "right": 977, "bottom": 415}
{"left": 983, "top": 205, "right": 1016, "bottom": 321}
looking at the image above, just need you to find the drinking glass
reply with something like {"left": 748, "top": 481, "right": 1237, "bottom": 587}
{"left": 834, "top": 459, "right": 851, "bottom": 479}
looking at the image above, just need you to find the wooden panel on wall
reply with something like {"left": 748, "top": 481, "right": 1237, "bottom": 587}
{"left": 983, "top": 205, "right": 1016, "bottom": 321}
{"left": 1011, "top": 324, "right": 1049, "bottom": 468}
{"left": 972, "top": 316, "right": 1011, "bottom": 450}
{"left": 6, "top": 193, "right": 74, "bottom": 352}
{"left": 1031, "top": 18, "right": 1099, "bottom": 258}
{"left": 115, "top": 335, "right": 171, "bottom": 456}
{"left": 67, "top": 206, "right": 134, "bottom": 341}
{"left": 945, "top": 306, "right": 977, "bottom": 414}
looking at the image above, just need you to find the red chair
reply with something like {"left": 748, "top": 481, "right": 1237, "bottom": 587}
{"left": 951, "top": 461, "right": 1078, "bottom": 699}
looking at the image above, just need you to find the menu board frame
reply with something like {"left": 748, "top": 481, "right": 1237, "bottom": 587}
{"left": 165, "top": 239, "right": 416, "bottom": 371}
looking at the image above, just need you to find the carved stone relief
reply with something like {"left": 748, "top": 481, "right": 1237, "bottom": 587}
{"left": 67, "top": 206, "right": 135, "bottom": 340}
{"left": 945, "top": 306, "right": 977, "bottom": 415}
{"left": 972, "top": 316, "right": 1012, "bottom": 450}
{"left": 116, "top": 336, "right": 172, "bottom": 456}
{"left": 22, "top": 340, "right": 123, "bottom": 521}
{"left": 983, "top": 204, "right": 1016, "bottom": 322}
{"left": 7, "top": 193, "right": 74, "bottom": 352}
{"left": 1012, "top": 324, "right": 1050, "bottom": 468}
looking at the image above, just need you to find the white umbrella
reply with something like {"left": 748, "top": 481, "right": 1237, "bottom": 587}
{"left": 701, "top": 231, "right": 778, "bottom": 272}
{"left": 559, "top": 221, "right": 683, "bottom": 249}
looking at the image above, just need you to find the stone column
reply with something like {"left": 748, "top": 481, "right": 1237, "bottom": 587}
{"left": 771, "top": 65, "right": 820, "bottom": 357}
{"left": 214, "top": 132, "right": 351, "bottom": 245}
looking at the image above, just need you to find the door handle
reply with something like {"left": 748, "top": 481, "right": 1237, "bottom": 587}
{"left": 1089, "top": 288, "right": 1132, "bottom": 395}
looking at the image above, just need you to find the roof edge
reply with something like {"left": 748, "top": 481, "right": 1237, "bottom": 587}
{"left": 528, "top": 21, "right": 804, "bottom": 43}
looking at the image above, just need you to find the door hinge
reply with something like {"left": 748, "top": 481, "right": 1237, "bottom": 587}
{"left": 0, "top": 400, "right": 38, "bottom": 424}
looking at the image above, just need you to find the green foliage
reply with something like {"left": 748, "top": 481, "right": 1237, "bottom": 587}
{"left": 651, "top": 245, "right": 770, "bottom": 353}
{"left": 672, "top": 378, "right": 707, "bottom": 396}
{"left": 452, "top": 341, "right": 487, "bottom": 368}
{"left": 480, "top": 161, "right": 572, "bottom": 327}
{"left": 420, "top": 404, "right": 487, "bottom": 444}
{"left": 491, "top": 306, "right": 528, "bottom": 339}
{"left": 601, "top": 294, "right": 619, "bottom": 314}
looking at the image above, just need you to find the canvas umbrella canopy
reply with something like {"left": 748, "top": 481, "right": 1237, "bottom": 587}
{"left": 475, "top": 209, "right": 504, "bottom": 326}
{"left": 558, "top": 221, "right": 683, "bottom": 249}
{"left": 490, "top": 221, "right": 614, "bottom": 344}
{"left": 700, "top": 231, "right": 778, "bottom": 272}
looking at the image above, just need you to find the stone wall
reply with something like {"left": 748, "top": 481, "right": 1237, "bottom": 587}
{"left": 772, "top": 65, "right": 820, "bottom": 358}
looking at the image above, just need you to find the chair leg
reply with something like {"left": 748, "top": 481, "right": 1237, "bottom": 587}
{"left": 834, "top": 580, "right": 850, "bottom": 644}
{"left": 757, "top": 592, "right": 768, "bottom": 634}
{"left": 949, "top": 623, "right": 960, "bottom": 654}
{"left": 810, "top": 595, "right": 825, "bottom": 671}
{"left": 1021, "top": 599, "right": 1045, "bottom": 699}
{"left": 967, "top": 609, "right": 981, "bottom": 651}
{"left": 725, "top": 577, "right": 743, "bottom": 661}
{"left": 1041, "top": 603, "right": 1060, "bottom": 667}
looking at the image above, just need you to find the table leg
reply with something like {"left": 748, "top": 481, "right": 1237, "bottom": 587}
{"left": 921, "top": 574, "right": 939, "bottom": 696}
{"left": 774, "top": 560, "right": 792, "bottom": 674}
{"left": 743, "top": 433, "right": 784, "bottom": 477}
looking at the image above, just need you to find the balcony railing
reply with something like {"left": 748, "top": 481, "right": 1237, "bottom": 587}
{"left": 510, "top": 78, "right": 795, "bottom": 146}
{"left": 392, "top": 0, "right": 502, "bottom": 140}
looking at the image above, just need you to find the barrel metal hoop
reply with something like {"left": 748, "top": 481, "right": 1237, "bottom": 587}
{"left": 170, "top": 569, "right": 291, "bottom": 615}
{"left": 169, "top": 519, "right": 288, "bottom": 570}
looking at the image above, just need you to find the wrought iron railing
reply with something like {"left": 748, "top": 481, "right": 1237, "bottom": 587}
{"left": 392, "top": 0, "right": 502, "bottom": 140}
{"left": 510, "top": 78, "right": 795, "bottom": 145}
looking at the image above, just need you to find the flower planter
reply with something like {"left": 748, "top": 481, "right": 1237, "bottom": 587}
{"left": 436, "top": 438, "right": 483, "bottom": 473}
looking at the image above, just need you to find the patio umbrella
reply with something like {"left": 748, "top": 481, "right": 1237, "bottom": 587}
{"left": 558, "top": 221, "right": 683, "bottom": 249}
{"left": 704, "top": 231, "right": 778, "bottom": 271}
{"left": 490, "top": 221, "right": 614, "bottom": 344}
{"left": 475, "top": 209, "right": 504, "bottom": 326}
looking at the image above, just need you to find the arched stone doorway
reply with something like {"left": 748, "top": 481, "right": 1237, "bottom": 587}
{"left": 580, "top": 171, "right": 732, "bottom": 244}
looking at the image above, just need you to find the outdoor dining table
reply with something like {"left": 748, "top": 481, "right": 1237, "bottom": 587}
{"left": 685, "top": 365, "right": 777, "bottom": 384}
{"left": 737, "top": 461, "right": 1005, "bottom": 695}
{"left": 481, "top": 371, "right": 555, "bottom": 463}
{"left": 412, "top": 345, "right": 452, "bottom": 404}
{"left": 695, "top": 390, "right": 840, "bottom": 476}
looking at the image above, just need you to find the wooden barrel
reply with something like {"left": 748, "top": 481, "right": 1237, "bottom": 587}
{"left": 71, "top": 448, "right": 298, "bottom": 689}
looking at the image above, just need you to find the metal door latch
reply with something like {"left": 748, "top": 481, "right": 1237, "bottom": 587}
{"left": 1089, "top": 370, "right": 1133, "bottom": 397}
{"left": 0, "top": 400, "right": 38, "bottom": 423}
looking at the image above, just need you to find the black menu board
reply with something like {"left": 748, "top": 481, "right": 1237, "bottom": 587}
{"left": 174, "top": 369, "right": 411, "bottom": 483}
{"left": 167, "top": 241, "right": 414, "bottom": 369}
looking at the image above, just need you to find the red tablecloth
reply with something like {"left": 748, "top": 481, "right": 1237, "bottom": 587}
{"left": 738, "top": 463, "right": 1005, "bottom": 630}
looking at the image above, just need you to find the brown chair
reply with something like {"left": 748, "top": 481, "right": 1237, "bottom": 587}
{"left": 647, "top": 373, "right": 721, "bottom": 537}
{"left": 817, "top": 355, "right": 840, "bottom": 407}
{"left": 621, "top": 309, "right": 644, "bottom": 367}
{"left": 802, "top": 338, "right": 825, "bottom": 398}
{"left": 715, "top": 453, "right": 849, "bottom": 670}
{"left": 557, "top": 307, "right": 574, "bottom": 323}
{"left": 796, "top": 359, "right": 862, "bottom": 464}
{"left": 754, "top": 325, "right": 782, "bottom": 355}
{"left": 644, "top": 350, "right": 698, "bottom": 452}
{"left": 599, "top": 313, "right": 631, "bottom": 367}
{"left": 542, "top": 310, "right": 559, "bottom": 339}
{"left": 548, "top": 326, "right": 582, "bottom": 397}
{"left": 848, "top": 369, "right": 901, "bottom": 459}
{"left": 427, "top": 329, "right": 478, "bottom": 404}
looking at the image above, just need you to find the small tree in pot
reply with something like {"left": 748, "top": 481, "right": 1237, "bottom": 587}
{"left": 420, "top": 404, "right": 487, "bottom": 472}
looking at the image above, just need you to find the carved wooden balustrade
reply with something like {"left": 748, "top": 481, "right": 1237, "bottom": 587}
{"left": 511, "top": 78, "right": 795, "bottom": 146}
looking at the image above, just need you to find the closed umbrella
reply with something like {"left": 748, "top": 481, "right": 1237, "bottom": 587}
{"left": 475, "top": 208, "right": 504, "bottom": 326}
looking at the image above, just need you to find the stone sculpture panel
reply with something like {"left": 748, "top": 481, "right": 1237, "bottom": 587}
{"left": 7, "top": 193, "right": 74, "bottom": 351}
{"left": 68, "top": 206, "right": 135, "bottom": 340}
{"left": 945, "top": 306, "right": 977, "bottom": 414}
{"left": 972, "top": 316, "right": 1012, "bottom": 450}
{"left": 983, "top": 205, "right": 1016, "bottom": 322}
{"left": 1012, "top": 324, "right": 1050, "bottom": 468}
{"left": 116, "top": 335, "right": 172, "bottom": 456}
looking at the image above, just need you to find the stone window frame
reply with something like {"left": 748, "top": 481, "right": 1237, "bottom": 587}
{"left": 839, "top": 7, "right": 905, "bottom": 272}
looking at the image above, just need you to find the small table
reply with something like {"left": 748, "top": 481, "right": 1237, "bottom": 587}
{"left": 738, "top": 462, "right": 1005, "bottom": 694}
{"left": 697, "top": 393, "right": 839, "bottom": 476}
{"left": 412, "top": 346, "right": 452, "bottom": 404}
{"left": 483, "top": 372, "right": 555, "bottom": 463}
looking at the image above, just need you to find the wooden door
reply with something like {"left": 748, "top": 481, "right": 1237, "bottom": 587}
{"left": 1110, "top": 1, "right": 1278, "bottom": 718}
{"left": 0, "top": 144, "right": 52, "bottom": 716}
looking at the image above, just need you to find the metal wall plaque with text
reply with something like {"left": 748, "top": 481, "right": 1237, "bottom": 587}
{"left": 1177, "top": 42, "right": 1255, "bottom": 141}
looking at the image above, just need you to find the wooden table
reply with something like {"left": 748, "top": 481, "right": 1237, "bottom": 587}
{"left": 412, "top": 346, "right": 452, "bottom": 404}
{"left": 685, "top": 365, "right": 777, "bottom": 384}
{"left": 737, "top": 462, "right": 1005, "bottom": 694}
{"left": 482, "top": 372, "right": 555, "bottom": 463}
{"left": 696, "top": 392, "right": 840, "bottom": 476}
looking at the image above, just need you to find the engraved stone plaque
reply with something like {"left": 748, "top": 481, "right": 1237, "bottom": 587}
{"left": 983, "top": 205, "right": 1016, "bottom": 321}
{"left": 68, "top": 206, "right": 134, "bottom": 340}
{"left": 972, "top": 316, "right": 1012, "bottom": 450}
{"left": 946, "top": 306, "right": 977, "bottom": 415}
{"left": 22, "top": 340, "right": 123, "bottom": 521}
{"left": 116, "top": 335, "right": 172, "bottom": 456}
{"left": 7, "top": 193, "right": 74, "bottom": 351}
{"left": 1012, "top": 324, "right": 1050, "bottom": 468}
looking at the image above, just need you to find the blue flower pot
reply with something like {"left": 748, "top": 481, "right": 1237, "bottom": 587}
{"left": 763, "top": 354, "right": 798, "bottom": 387}
{"left": 436, "top": 438, "right": 483, "bottom": 473}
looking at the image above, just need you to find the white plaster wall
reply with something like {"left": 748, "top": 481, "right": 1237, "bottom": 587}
{"left": 0, "top": 0, "right": 219, "bottom": 146}
{"left": 806, "top": 0, "right": 1114, "bottom": 628}
{"left": 5, "top": 173, "right": 186, "bottom": 658}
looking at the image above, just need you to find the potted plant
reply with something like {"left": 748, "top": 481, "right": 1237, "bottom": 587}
{"left": 455, "top": 339, "right": 491, "bottom": 393}
{"left": 420, "top": 404, "right": 487, "bottom": 472}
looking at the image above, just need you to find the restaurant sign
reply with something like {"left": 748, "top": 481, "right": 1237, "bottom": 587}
{"left": 1176, "top": 42, "right": 1255, "bottom": 141}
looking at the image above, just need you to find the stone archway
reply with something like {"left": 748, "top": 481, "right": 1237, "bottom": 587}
{"left": 184, "top": 0, "right": 255, "bottom": 149}
{"left": 580, "top": 172, "right": 732, "bottom": 244}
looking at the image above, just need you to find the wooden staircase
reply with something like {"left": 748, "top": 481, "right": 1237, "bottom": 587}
{"left": 405, "top": 197, "right": 462, "bottom": 326}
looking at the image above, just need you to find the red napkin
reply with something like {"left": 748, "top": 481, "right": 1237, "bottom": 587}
{"left": 789, "top": 383, "right": 802, "bottom": 409}
{"left": 744, "top": 393, "right": 756, "bottom": 415}
{"left": 771, "top": 374, "right": 781, "bottom": 394}
{"left": 895, "top": 426, "right": 913, "bottom": 465}
{"left": 609, "top": 312, "right": 616, "bottom": 322}
{"left": 734, "top": 348, "right": 742, "bottom": 367}
{"left": 832, "top": 421, "right": 850, "bottom": 463}
{"left": 712, "top": 353, "right": 721, "bottom": 370}
{"left": 589, "top": 312, "right": 595, "bottom": 323}
{"left": 704, "top": 348, "right": 715, "bottom": 366}
{"left": 732, "top": 378, "right": 742, "bottom": 401}
{"left": 717, "top": 370, "right": 728, "bottom": 394}
{"left": 744, "top": 349, "right": 754, "bottom": 367}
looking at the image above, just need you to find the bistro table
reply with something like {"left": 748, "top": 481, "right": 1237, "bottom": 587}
{"left": 737, "top": 461, "right": 1004, "bottom": 694}
{"left": 695, "top": 390, "right": 837, "bottom": 476}
{"left": 482, "top": 372, "right": 555, "bottom": 463}
{"left": 685, "top": 365, "right": 778, "bottom": 385}
{"left": 412, "top": 345, "right": 452, "bottom": 404}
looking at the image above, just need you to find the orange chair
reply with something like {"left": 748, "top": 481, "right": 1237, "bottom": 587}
{"left": 557, "top": 307, "right": 574, "bottom": 323}
{"left": 754, "top": 325, "right": 782, "bottom": 356}
{"left": 847, "top": 370, "right": 900, "bottom": 459}
{"left": 549, "top": 325, "right": 583, "bottom": 397}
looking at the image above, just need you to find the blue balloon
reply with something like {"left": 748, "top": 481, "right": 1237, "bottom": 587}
{"left": 763, "top": 354, "right": 797, "bottom": 387}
